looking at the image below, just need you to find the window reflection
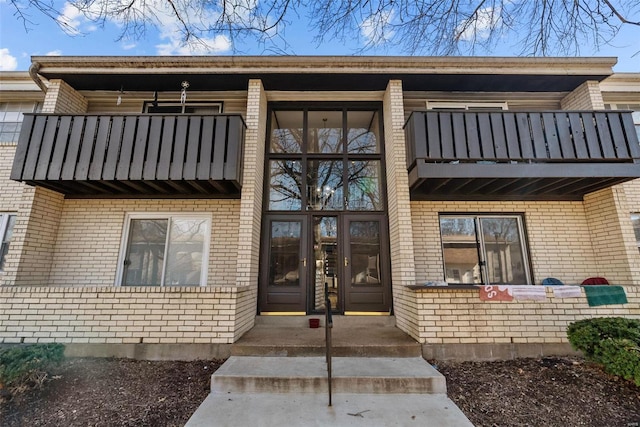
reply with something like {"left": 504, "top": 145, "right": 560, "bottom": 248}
{"left": 347, "top": 161, "right": 381, "bottom": 210}
{"left": 269, "top": 160, "right": 302, "bottom": 211}
{"left": 308, "top": 111, "right": 342, "bottom": 153}
{"left": 270, "top": 110, "right": 303, "bottom": 153}
{"left": 347, "top": 111, "right": 380, "bottom": 153}
{"left": 307, "top": 160, "right": 344, "bottom": 210}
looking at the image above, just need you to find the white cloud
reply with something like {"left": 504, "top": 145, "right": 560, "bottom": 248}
{"left": 56, "top": 2, "right": 85, "bottom": 35}
{"left": 122, "top": 42, "right": 137, "bottom": 50}
{"left": 156, "top": 35, "right": 231, "bottom": 55}
{"left": 360, "top": 10, "right": 395, "bottom": 46}
{"left": 456, "top": 7, "right": 501, "bottom": 42}
{"left": 0, "top": 48, "right": 18, "bottom": 71}
{"left": 45, "top": 50, "right": 62, "bottom": 56}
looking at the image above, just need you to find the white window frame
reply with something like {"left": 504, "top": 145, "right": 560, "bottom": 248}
{"left": 0, "top": 213, "right": 17, "bottom": 272}
{"left": 143, "top": 101, "right": 223, "bottom": 114}
{"left": 426, "top": 101, "right": 508, "bottom": 110}
{"left": 0, "top": 102, "right": 41, "bottom": 144}
{"left": 632, "top": 213, "right": 640, "bottom": 252}
{"left": 115, "top": 213, "right": 211, "bottom": 287}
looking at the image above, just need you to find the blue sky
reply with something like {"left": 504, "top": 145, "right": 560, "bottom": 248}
{"left": 1, "top": 0, "right": 639, "bottom": 72}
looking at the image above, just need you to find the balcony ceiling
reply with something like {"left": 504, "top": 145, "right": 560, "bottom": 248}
{"left": 30, "top": 56, "right": 615, "bottom": 93}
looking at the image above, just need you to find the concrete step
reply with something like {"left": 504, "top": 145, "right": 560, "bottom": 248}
{"left": 211, "top": 356, "right": 446, "bottom": 394}
{"left": 186, "top": 392, "right": 474, "bottom": 427}
{"left": 231, "top": 315, "right": 422, "bottom": 357}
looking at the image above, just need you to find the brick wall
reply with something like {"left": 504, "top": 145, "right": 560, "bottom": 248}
{"left": 0, "top": 285, "right": 251, "bottom": 344}
{"left": 411, "top": 286, "right": 639, "bottom": 344}
{"left": 383, "top": 81, "right": 419, "bottom": 340}
{"left": 47, "top": 199, "right": 240, "bottom": 286}
{"left": 622, "top": 180, "right": 640, "bottom": 212}
{"left": 43, "top": 80, "right": 89, "bottom": 114}
{"left": 411, "top": 200, "right": 605, "bottom": 285}
{"left": 561, "top": 81, "right": 605, "bottom": 110}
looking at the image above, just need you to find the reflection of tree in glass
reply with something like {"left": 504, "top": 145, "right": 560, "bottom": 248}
{"left": 440, "top": 217, "right": 476, "bottom": 237}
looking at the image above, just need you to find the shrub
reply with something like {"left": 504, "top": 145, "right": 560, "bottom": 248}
{"left": 0, "top": 343, "right": 65, "bottom": 392}
{"left": 567, "top": 317, "right": 640, "bottom": 387}
{"left": 567, "top": 317, "right": 640, "bottom": 360}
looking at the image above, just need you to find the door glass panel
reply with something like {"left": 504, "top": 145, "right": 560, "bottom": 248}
{"left": 307, "top": 160, "right": 344, "bottom": 210}
{"left": 269, "top": 221, "right": 302, "bottom": 286}
{"left": 313, "top": 217, "right": 338, "bottom": 311}
{"left": 439, "top": 217, "right": 481, "bottom": 284}
{"left": 123, "top": 219, "right": 168, "bottom": 286}
{"left": 164, "top": 219, "right": 206, "bottom": 286}
{"left": 347, "top": 111, "right": 380, "bottom": 153}
{"left": 347, "top": 160, "right": 382, "bottom": 210}
{"left": 308, "top": 111, "right": 342, "bottom": 153}
{"left": 479, "top": 217, "right": 528, "bottom": 285}
{"left": 270, "top": 110, "right": 303, "bottom": 153}
{"left": 269, "top": 160, "right": 302, "bottom": 211}
{"left": 349, "top": 221, "right": 381, "bottom": 286}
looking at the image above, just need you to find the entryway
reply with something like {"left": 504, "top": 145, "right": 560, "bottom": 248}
{"left": 259, "top": 214, "right": 391, "bottom": 314}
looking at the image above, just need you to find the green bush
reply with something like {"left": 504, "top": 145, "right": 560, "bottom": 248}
{"left": 567, "top": 317, "right": 640, "bottom": 387}
{"left": 567, "top": 317, "right": 640, "bottom": 360}
{"left": 0, "top": 343, "right": 65, "bottom": 390}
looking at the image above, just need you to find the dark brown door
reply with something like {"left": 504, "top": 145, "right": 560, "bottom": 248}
{"left": 259, "top": 216, "right": 308, "bottom": 312}
{"left": 343, "top": 215, "right": 391, "bottom": 313}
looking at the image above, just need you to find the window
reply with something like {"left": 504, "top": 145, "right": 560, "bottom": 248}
{"left": 426, "top": 101, "right": 508, "bottom": 111}
{"left": 439, "top": 214, "right": 531, "bottom": 285}
{"left": 267, "top": 105, "right": 384, "bottom": 212}
{"left": 605, "top": 104, "right": 640, "bottom": 140}
{"left": 118, "top": 214, "right": 210, "bottom": 286}
{"left": 143, "top": 102, "right": 222, "bottom": 114}
{"left": 0, "top": 214, "right": 16, "bottom": 271}
{"left": 0, "top": 102, "right": 40, "bottom": 144}
{"left": 632, "top": 214, "right": 640, "bottom": 253}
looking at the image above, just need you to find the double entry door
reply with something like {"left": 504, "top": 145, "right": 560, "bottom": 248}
{"left": 260, "top": 213, "right": 390, "bottom": 314}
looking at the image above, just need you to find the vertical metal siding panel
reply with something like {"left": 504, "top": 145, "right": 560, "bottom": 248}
{"left": 592, "top": 113, "right": 610, "bottom": 159}
{"left": 88, "top": 116, "right": 111, "bottom": 180}
{"left": 224, "top": 116, "right": 241, "bottom": 181}
{"left": 502, "top": 113, "right": 521, "bottom": 159}
{"left": 439, "top": 112, "right": 454, "bottom": 159}
{"left": 211, "top": 116, "right": 227, "bottom": 180}
{"left": 602, "top": 113, "right": 621, "bottom": 159}
{"left": 183, "top": 116, "right": 201, "bottom": 180}
{"left": 10, "top": 114, "right": 35, "bottom": 180}
{"left": 102, "top": 116, "right": 124, "bottom": 180}
{"left": 621, "top": 113, "right": 640, "bottom": 159}
{"left": 143, "top": 116, "right": 163, "bottom": 180}
{"left": 426, "top": 112, "right": 440, "bottom": 159}
{"left": 452, "top": 113, "right": 468, "bottom": 159}
{"left": 542, "top": 113, "right": 562, "bottom": 159}
{"left": 116, "top": 116, "right": 138, "bottom": 180}
{"left": 556, "top": 113, "right": 580, "bottom": 159}
{"left": 612, "top": 113, "right": 632, "bottom": 159}
{"left": 609, "top": 113, "right": 635, "bottom": 159}
{"left": 516, "top": 113, "right": 534, "bottom": 159}
{"left": 465, "top": 113, "right": 481, "bottom": 159}
{"left": 34, "top": 116, "right": 60, "bottom": 180}
{"left": 578, "top": 113, "right": 597, "bottom": 159}
{"left": 490, "top": 113, "right": 508, "bottom": 159}
{"left": 529, "top": 113, "right": 547, "bottom": 159}
{"left": 198, "top": 116, "right": 214, "bottom": 180}
{"left": 129, "top": 115, "right": 150, "bottom": 180}
{"left": 156, "top": 116, "right": 175, "bottom": 180}
{"left": 47, "top": 115, "right": 72, "bottom": 180}
{"left": 477, "top": 113, "right": 495, "bottom": 158}
{"left": 413, "top": 112, "right": 428, "bottom": 160}
{"left": 169, "top": 116, "right": 188, "bottom": 180}
{"left": 75, "top": 116, "right": 98, "bottom": 180}
{"left": 61, "top": 116, "right": 86, "bottom": 180}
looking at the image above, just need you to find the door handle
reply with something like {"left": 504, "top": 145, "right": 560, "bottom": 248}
{"left": 302, "top": 258, "right": 307, "bottom": 267}
{"left": 344, "top": 257, "right": 349, "bottom": 267}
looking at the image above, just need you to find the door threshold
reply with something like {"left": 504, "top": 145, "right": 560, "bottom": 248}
{"left": 344, "top": 311, "right": 390, "bottom": 316}
{"left": 260, "top": 312, "right": 307, "bottom": 316}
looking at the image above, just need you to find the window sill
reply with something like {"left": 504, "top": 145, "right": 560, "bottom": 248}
{"left": 406, "top": 284, "right": 479, "bottom": 291}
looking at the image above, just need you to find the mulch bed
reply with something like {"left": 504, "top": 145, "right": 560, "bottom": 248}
{"left": 1, "top": 356, "right": 639, "bottom": 426}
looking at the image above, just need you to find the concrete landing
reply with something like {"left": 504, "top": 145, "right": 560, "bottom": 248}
{"left": 231, "top": 316, "right": 421, "bottom": 357}
{"left": 186, "top": 392, "right": 473, "bottom": 427}
{"left": 212, "top": 356, "right": 446, "bottom": 394}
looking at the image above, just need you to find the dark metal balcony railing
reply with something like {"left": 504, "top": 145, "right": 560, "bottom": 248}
{"left": 404, "top": 111, "right": 640, "bottom": 200}
{"left": 11, "top": 114, "right": 245, "bottom": 197}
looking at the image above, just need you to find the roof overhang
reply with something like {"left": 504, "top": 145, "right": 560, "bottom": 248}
{"left": 28, "top": 55, "right": 616, "bottom": 93}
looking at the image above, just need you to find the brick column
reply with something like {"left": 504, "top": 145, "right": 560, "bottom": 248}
{"left": 561, "top": 81, "right": 605, "bottom": 110}
{"left": 383, "top": 80, "right": 420, "bottom": 340}
{"left": 583, "top": 187, "right": 640, "bottom": 285}
{"left": 234, "top": 79, "right": 267, "bottom": 338}
{"left": 3, "top": 79, "right": 85, "bottom": 286}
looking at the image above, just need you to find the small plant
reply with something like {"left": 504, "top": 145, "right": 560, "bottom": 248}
{"left": 567, "top": 317, "right": 640, "bottom": 386}
{"left": 0, "top": 343, "right": 65, "bottom": 394}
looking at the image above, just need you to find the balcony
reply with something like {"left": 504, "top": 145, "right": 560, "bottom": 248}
{"left": 405, "top": 111, "right": 640, "bottom": 200}
{"left": 11, "top": 114, "right": 245, "bottom": 197}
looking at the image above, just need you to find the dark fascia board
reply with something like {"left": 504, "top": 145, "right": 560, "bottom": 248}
{"left": 29, "top": 55, "right": 616, "bottom": 93}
